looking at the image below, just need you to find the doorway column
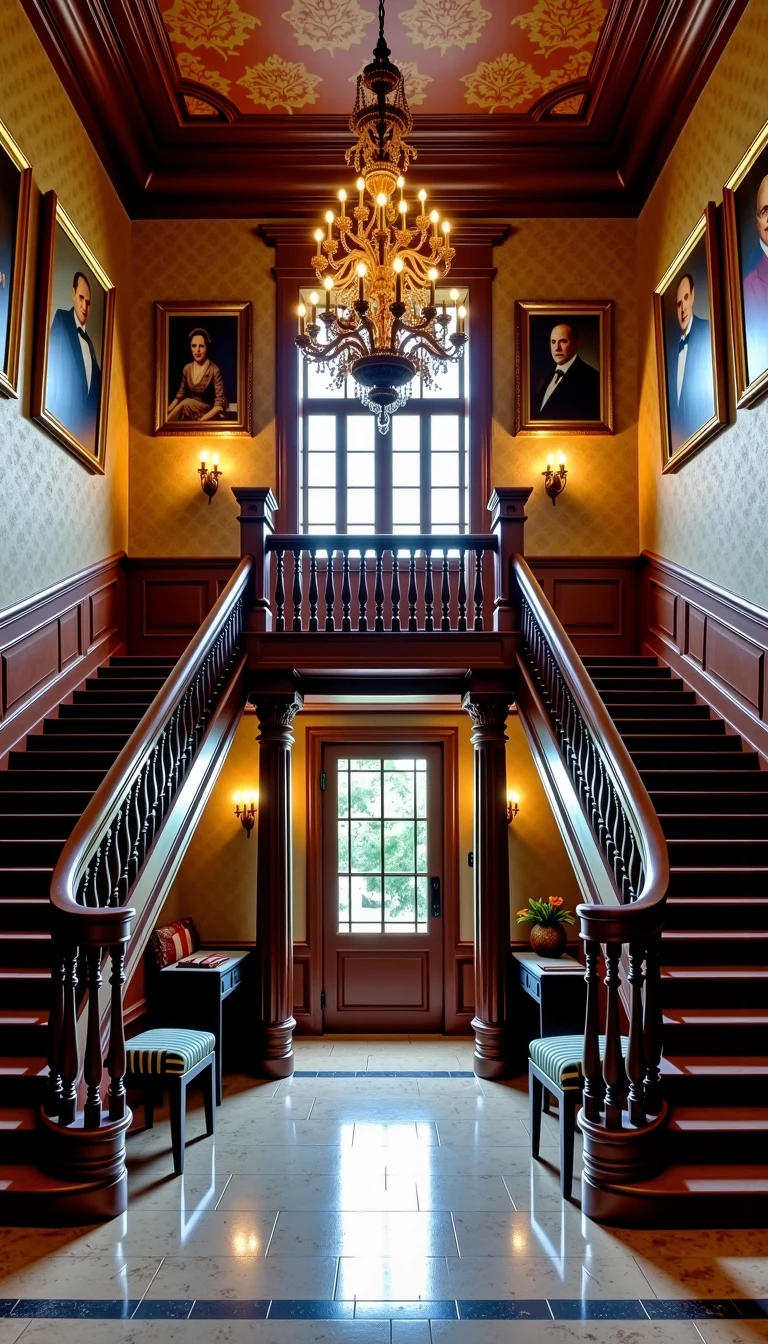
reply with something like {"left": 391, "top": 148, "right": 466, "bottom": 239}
{"left": 462, "top": 689, "right": 513, "bottom": 1080}
{"left": 254, "top": 689, "right": 303, "bottom": 1078}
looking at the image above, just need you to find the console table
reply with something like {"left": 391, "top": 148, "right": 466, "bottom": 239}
{"left": 157, "top": 950, "right": 252, "bottom": 1104}
{"left": 512, "top": 948, "right": 587, "bottom": 1070}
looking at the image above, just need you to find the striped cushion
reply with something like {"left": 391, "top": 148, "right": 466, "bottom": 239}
{"left": 126, "top": 1029, "right": 215, "bottom": 1077}
{"left": 149, "top": 917, "right": 199, "bottom": 970}
{"left": 530, "top": 1034, "right": 630, "bottom": 1091}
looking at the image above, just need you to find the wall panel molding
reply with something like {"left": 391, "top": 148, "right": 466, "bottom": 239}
{"left": 641, "top": 551, "right": 768, "bottom": 762}
{"left": 0, "top": 553, "right": 126, "bottom": 759}
{"left": 125, "top": 558, "right": 238, "bottom": 657}
{"left": 528, "top": 557, "right": 641, "bottom": 657}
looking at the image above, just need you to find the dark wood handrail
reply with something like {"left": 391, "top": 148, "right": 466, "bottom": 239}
{"left": 266, "top": 533, "right": 499, "bottom": 553}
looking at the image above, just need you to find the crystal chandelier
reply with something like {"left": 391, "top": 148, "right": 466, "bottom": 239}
{"left": 295, "top": 0, "right": 467, "bottom": 432}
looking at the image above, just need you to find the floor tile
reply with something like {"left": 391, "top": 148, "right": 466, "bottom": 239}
{"left": 431, "top": 1325, "right": 702, "bottom": 1343}
{"left": 451, "top": 1209, "right": 629, "bottom": 1259}
{"left": 144, "top": 1254, "right": 338, "bottom": 1300}
{"left": 266, "top": 1301, "right": 354, "bottom": 1319}
{"left": 353, "top": 1300, "right": 458, "bottom": 1319}
{"left": 267, "top": 1211, "right": 458, "bottom": 1257}
{"left": 215, "top": 1173, "right": 418, "bottom": 1213}
{"left": 334, "top": 1255, "right": 453, "bottom": 1300}
{"left": 636, "top": 1258, "right": 768, "bottom": 1301}
{"left": 0, "top": 1255, "right": 162, "bottom": 1300}
{"left": 15, "top": 1323, "right": 392, "bottom": 1344}
{"left": 11, "top": 1300, "right": 142, "bottom": 1319}
{"left": 434, "top": 1119, "right": 533, "bottom": 1146}
{"left": 0, "top": 1324, "right": 29, "bottom": 1344}
{"left": 446, "top": 1254, "right": 656, "bottom": 1299}
{"left": 415, "top": 1176, "right": 514, "bottom": 1211}
{"left": 190, "top": 1301, "right": 270, "bottom": 1318}
{"left": 696, "top": 1325, "right": 768, "bottom": 1342}
{"left": 58, "top": 1210, "right": 278, "bottom": 1259}
{"left": 391, "top": 1324, "right": 431, "bottom": 1343}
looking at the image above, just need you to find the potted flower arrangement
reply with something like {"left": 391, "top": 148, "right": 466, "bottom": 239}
{"left": 517, "top": 896, "right": 574, "bottom": 957}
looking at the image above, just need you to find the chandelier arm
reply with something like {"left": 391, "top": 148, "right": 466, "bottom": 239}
{"left": 399, "top": 334, "right": 457, "bottom": 362}
{"left": 304, "top": 330, "right": 369, "bottom": 363}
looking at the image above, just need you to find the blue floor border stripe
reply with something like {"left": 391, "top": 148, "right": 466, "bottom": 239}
{"left": 1, "top": 1298, "right": 765, "bottom": 1321}
{"left": 292, "top": 1070, "right": 475, "bottom": 1078}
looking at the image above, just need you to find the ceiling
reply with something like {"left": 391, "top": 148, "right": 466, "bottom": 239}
{"left": 22, "top": 0, "right": 748, "bottom": 218}
{"left": 159, "top": 0, "right": 607, "bottom": 118}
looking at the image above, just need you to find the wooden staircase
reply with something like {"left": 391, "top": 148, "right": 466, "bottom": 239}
{"left": 0, "top": 655, "right": 176, "bottom": 1216}
{"left": 582, "top": 654, "right": 768, "bottom": 1222}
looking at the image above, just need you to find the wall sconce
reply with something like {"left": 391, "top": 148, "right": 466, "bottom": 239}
{"left": 198, "top": 452, "right": 222, "bottom": 504}
{"left": 234, "top": 791, "right": 257, "bottom": 838}
{"left": 507, "top": 792, "right": 520, "bottom": 825}
{"left": 542, "top": 453, "right": 567, "bottom": 505}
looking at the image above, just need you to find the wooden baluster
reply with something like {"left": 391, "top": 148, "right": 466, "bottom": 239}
{"left": 424, "top": 551, "right": 434, "bottom": 632}
{"left": 643, "top": 935, "right": 664, "bottom": 1115}
{"left": 441, "top": 554, "right": 451, "bottom": 631}
{"left": 457, "top": 548, "right": 467, "bottom": 632}
{"left": 473, "top": 547, "right": 484, "bottom": 631}
{"left": 145, "top": 743, "right": 161, "bottom": 845}
{"left": 308, "top": 549, "right": 319, "bottom": 632}
{"left": 408, "top": 554, "right": 418, "bottom": 632}
{"left": 127, "top": 777, "right": 142, "bottom": 886}
{"left": 106, "top": 944, "right": 127, "bottom": 1121}
{"left": 341, "top": 550, "right": 351, "bottom": 632}
{"left": 374, "top": 549, "right": 385, "bottom": 631}
{"left": 59, "top": 944, "right": 79, "bottom": 1126}
{"left": 82, "top": 847, "right": 100, "bottom": 908}
{"left": 275, "top": 547, "right": 285, "bottom": 631}
{"left": 603, "top": 941, "right": 625, "bottom": 1129}
{"left": 292, "top": 546, "right": 303, "bottom": 631}
{"left": 391, "top": 552, "right": 401, "bottom": 632}
{"left": 83, "top": 947, "right": 103, "bottom": 1128}
{"left": 582, "top": 939, "right": 603, "bottom": 1123}
{"left": 155, "top": 730, "right": 168, "bottom": 820}
{"left": 45, "top": 942, "right": 65, "bottom": 1117}
{"left": 325, "top": 552, "right": 335, "bottom": 631}
{"left": 626, "top": 941, "right": 647, "bottom": 1127}
{"left": 357, "top": 554, "right": 368, "bottom": 631}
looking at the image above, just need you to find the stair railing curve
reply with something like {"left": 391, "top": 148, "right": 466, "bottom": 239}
{"left": 513, "top": 554, "right": 669, "bottom": 1136}
{"left": 46, "top": 556, "right": 253, "bottom": 1132}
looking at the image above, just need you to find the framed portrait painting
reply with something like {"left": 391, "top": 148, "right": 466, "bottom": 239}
{"left": 724, "top": 118, "right": 768, "bottom": 407}
{"left": 154, "top": 301, "right": 253, "bottom": 436}
{"left": 31, "top": 191, "right": 115, "bottom": 473}
{"left": 515, "top": 300, "right": 613, "bottom": 435}
{"left": 653, "top": 202, "right": 727, "bottom": 474}
{"left": 0, "top": 118, "right": 32, "bottom": 399}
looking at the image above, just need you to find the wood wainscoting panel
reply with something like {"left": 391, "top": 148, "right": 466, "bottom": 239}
{"left": 642, "top": 552, "right": 768, "bottom": 761}
{"left": 293, "top": 945, "right": 312, "bottom": 1028}
{"left": 338, "top": 952, "right": 428, "bottom": 1010}
{"left": 0, "top": 553, "right": 126, "bottom": 759}
{"left": 455, "top": 949, "right": 476, "bottom": 1023}
{"left": 125, "top": 558, "right": 238, "bottom": 657}
{"left": 527, "top": 558, "right": 641, "bottom": 657}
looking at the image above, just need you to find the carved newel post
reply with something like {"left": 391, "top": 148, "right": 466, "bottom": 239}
{"left": 463, "top": 690, "right": 513, "bottom": 1079}
{"left": 254, "top": 690, "right": 303, "bottom": 1077}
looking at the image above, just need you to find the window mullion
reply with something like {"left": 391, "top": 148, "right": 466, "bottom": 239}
{"left": 376, "top": 424, "right": 393, "bottom": 533}
{"left": 420, "top": 411, "right": 430, "bottom": 534}
{"left": 337, "top": 414, "right": 347, "bottom": 534}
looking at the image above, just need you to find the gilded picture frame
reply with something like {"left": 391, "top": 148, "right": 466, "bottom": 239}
{"left": 31, "top": 191, "right": 115, "bottom": 474}
{"left": 724, "top": 117, "right": 768, "bottom": 409}
{"left": 653, "top": 202, "right": 727, "bottom": 474}
{"left": 0, "top": 118, "right": 32, "bottom": 400}
{"left": 154, "top": 300, "right": 253, "bottom": 436}
{"left": 514, "top": 299, "right": 613, "bottom": 436}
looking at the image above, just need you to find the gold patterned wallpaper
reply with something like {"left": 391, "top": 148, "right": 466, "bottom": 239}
{"left": 158, "top": 0, "right": 609, "bottom": 118}
{"left": 0, "top": 0, "right": 130, "bottom": 609}
{"left": 492, "top": 217, "right": 639, "bottom": 554}
{"left": 637, "top": 0, "right": 768, "bottom": 609}
{"left": 129, "top": 219, "right": 275, "bottom": 555}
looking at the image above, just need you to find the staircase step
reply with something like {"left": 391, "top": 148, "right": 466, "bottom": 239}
{"left": 43, "top": 717, "right": 141, "bottom": 736}
{"left": 667, "top": 838, "right": 768, "bottom": 865}
{"left": 661, "top": 965, "right": 768, "bottom": 1008}
{"left": 667, "top": 1108, "right": 768, "bottom": 1162}
{"left": 0, "top": 814, "right": 79, "bottom": 840}
{"left": 662, "top": 928, "right": 768, "bottom": 964}
{"left": 0, "top": 869, "right": 53, "bottom": 898}
{"left": 8, "top": 750, "right": 121, "bottom": 771}
{"left": 0, "top": 1009, "right": 49, "bottom": 1055}
{"left": 613, "top": 717, "right": 723, "bottom": 736}
{"left": 72, "top": 689, "right": 156, "bottom": 706}
{"left": 0, "top": 839, "right": 65, "bottom": 867}
{"left": 599, "top": 690, "right": 697, "bottom": 705}
{"left": 27, "top": 733, "right": 132, "bottom": 753}
{"left": 0, "top": 1108, "right": 39, "bottom": 1161}
{"left": 603, "top": 1164, "right": 768, "bottom": 1226}
{"left": 0, "top": 899, "right": 50, "bottom": 931}
{"left": 0, "top": 770, "right": 108, "bottom": 792}
{"left": 663, "top": 1009, "right": 768, "bottom": 1054}
{"left": 583, "top": 656, "right": 660, "bottom": 667}
{"left": 109, "top": 656, "right": 177, "bottom": 667}
{"left": 59, "top": 701, "right": 151, "bottom": 718}
{"left": 667, "top": 866, "right": 768, "bottom": 896}
{"left": 666, "top": 896, "right": 768, "bottom": 930}
{"left": 607, "top": 701, "right": 711, "bottom": 719}
{"left": 590, "top": 675, "right": 677, "bottom": 689}
{"left": 623, "top": 734, "right": 739, "bottom": 753}
{"left": 660, "top": 813, "right": 767, "bottom": 838}
{"left": 95, "top": 666, "right": 170, "bottom": 682}
{"left": 660, "top": 1055, "right": 768, "bottom": 1105}
{"left": 634, "top": 751, "right": 759, "bottom": 771}
{"left": 0, "top": 792, "right": 93, "bottom": 816}
{"left": 0, "top": 969, "right": 51, "bottom": 1007}
{"left": 0, "top": 933, "right": 52, "bottom": 968}
{"left": 650, "top": 791, "right": 768, "bottom": 814}
{"left": 85, "top": 676, "right": 166, "bottom": 692}
{"left": 0, "top": 1055, "right": 49, "bottom": 1103}
{"left": 641, "top": 770, "right": 768, "bottom": 792}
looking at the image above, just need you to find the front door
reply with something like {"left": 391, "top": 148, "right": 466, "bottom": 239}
{"left": 322, "top": 745, "right": 445, "bottom": 1032}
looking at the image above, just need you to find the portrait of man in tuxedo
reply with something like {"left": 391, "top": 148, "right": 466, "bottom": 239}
{"left": 666, "top": 271, "right": 713, "bottom": 452}
{"left": 46, "top": 269, "right": 102, "bottom": 453}
{"left": 531, "top": 321, "right": 601, "bottom": 422}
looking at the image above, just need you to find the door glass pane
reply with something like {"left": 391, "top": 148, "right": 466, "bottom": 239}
{"left": 337, "top": 757, "right": 429, "bottom": 933}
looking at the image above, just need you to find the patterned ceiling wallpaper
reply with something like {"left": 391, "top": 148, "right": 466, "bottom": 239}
{"left": 637, "top": 0, "right": 768, "bottom": 609}
{"left": 0, "top": 0, "right": 130, "bottom": 610}
{"left": 158, "top": 0, "right": 609, "bottom": 118}
{"left": 492, "top": 216, "right": 639, "bottom": 555}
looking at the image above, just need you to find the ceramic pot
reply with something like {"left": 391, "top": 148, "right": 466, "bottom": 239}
{"left": 530, "top": 923, "right": 567, "bottom": 958}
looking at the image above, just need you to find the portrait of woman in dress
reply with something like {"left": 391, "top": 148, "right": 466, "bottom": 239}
{"left": 166, "top": 326, "right": 228, "bottom": 423}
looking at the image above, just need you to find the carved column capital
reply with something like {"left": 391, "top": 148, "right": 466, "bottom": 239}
{"left": 254, "top": 691, "right": 304, "bottom": 736}
{"left": 462, "top": 691, "right": 511, "bottom": 737}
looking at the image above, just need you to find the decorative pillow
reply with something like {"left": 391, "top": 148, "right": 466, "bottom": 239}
{"left": 149, "top": 917, "right": 200, "bottom": 970}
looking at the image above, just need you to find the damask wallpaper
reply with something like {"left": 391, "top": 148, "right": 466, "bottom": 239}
{"left": 129, "top": 218, "right": 275, "bottom": 556}
{"left": 0, "top": 0, "right": 130, "bottom": 610}
{"left": 637, "top": 0, "right": 768, "bottom": 609}
{"left": 492, "top": 217, "right": 639, "bottom": 554}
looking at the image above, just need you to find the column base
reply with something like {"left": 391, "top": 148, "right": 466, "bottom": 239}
{"left": 255, "top": 1016, "right": 296, "bottom": 1079}
{"left": 471, "top": 1016, "right": 513, "bottom": 1080}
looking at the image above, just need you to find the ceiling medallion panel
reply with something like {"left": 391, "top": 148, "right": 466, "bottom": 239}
{"left": 158, "top": 0, "right": 609, "bottom": 117}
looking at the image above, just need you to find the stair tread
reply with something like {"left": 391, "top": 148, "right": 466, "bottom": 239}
{"left": 669, "top": 1107, "right": 768, "bottom": 1130}
{"left": 0, "top": 1163, "right": 95, "bottom": 1195}
{"left": 0, "top": 1107, "right": 37, "bottom": 1133}
{"left": 663, "top": 1009, "right": 768, "bottom": 1024}
{"left": 0, "top": 1009, "right": 48, "bottom": 1026}
{"left": 662, "top": 965, "right": 768, "bottom": 978}
{"left": 618, "top": 1164, "right": 768, "bottom": 1195}
{"left": 0, "top": 1056, "right": 48, "bottom": 1078}
{"left": 661, "top": 1056, "right": 768, "bottom": 1075}
{"left": 663, "top": 929, "right": 768, "bottom": 940}
{"left": 0, "top": 932, "right": 51, "bottom": 942}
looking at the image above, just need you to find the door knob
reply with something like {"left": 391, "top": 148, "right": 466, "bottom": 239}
{"left": 430, "top": 876, "right": 441, "bottom": 918}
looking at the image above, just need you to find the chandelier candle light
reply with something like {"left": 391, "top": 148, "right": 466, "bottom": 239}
{"left": 295, "top": 0, "right": 467, "bottom": 432}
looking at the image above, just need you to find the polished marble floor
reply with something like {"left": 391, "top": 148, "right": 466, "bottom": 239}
{"left": 1, "top": 1037, "right": 768, "bottom": 1342}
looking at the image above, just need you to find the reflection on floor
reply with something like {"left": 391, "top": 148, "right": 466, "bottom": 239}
{"left": 1, "top": 1036, "right": 767, "bottom": 1341}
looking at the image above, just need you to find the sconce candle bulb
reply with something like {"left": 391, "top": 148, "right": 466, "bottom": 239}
{"left": 507, "top": 792, "right": 520, "bottom": 825}
{"left": 234, "top": 790, "right": 257, "bottom": 839}
{"left": 198, "top": 451, "right": 222, "bottom": 504}
{"left": 543, "top": 454, "right": 568, "bottom": 505}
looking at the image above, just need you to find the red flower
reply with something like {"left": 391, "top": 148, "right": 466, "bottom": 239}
{"left": 548, "top": 896, "right": 564, "bottom": 907}
{"left": 517, "top": 908, "right": 530, "bottom": 917}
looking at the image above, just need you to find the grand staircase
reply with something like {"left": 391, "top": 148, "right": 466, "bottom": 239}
{"left": 582, "top": 654, "right": 768, "bottom": 1220}
{"left": 0, "top": 656, "right": 176, "bottom": 1211}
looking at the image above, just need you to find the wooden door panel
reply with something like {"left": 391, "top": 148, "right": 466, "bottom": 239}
{"left": 338, "top": 951, "right": 428, "bottom": 1008}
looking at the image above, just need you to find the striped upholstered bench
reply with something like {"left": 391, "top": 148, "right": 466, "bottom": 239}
{"left": 126, "top": 1028, "right": 216, "bottom": 1175}
{"left": 529, "top": 1033, "right": 628, "bottom": 1200}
